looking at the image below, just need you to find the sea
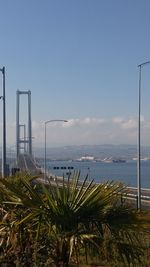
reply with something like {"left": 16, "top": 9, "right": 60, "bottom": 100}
{"left": 38, "top": 159, "right": 150, "bottom": 189}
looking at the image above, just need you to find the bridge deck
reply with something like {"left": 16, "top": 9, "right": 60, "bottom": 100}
{"left": 17, "top": 153, "right": 150, "bottom": 210}
{"left": 17, "top": 154, "right": 41, "bottom": 175}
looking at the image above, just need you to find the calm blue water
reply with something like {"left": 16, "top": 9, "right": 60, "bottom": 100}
{"left": 38, "top": 160, "right": 150, "bottom": 189}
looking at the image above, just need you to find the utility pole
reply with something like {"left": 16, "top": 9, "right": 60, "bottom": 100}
{"left": 0, "top": 67, "right": 6, "bottom": 177}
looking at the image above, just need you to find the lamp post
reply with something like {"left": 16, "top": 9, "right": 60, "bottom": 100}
{"left": 137, "top": 61, "right": 150, "bottom": 210}
{"left": 0, "top": 67, "right": 6, "bottom": 178}
{"left": 44, "top": 120, "right": 68, "bottom": 179}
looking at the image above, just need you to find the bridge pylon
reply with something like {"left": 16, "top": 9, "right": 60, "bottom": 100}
{"left": 16, "top": 90, "right": 32, "bottom": 162}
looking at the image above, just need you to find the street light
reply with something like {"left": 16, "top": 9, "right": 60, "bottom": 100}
{"left": 137, "top": 61, "right": 150, "bottom": 210}
{"left": 0, "top": 66, "right": 6, "bottom": 178}
{"left": 44, "top": 119, "right": 68, "bottom": 179}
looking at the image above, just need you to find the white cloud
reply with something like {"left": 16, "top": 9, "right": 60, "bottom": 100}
{"left": 63, "top": 117, "right": 105, "bottom": 128}
{"left": 63, "top": 119, "right": 80, "bottom": 128}
{"left": 121, "top": 118, "right": 137, "bottom": 129}
{"left": 112, "top": 117, "right": 124, "bottom": 124}
{"left": 3, "top": 116, "right": 150, "bottom": 147}
{"left": 32, "top": 120, "right": 42, "bottom": 129}
{"left": 112, "top": 117, "right": 137, "bottom": 129}
{"left": 143, "top": 121, "right": 150, "bottom": 129}
{"left": 82, "top": 117, "right": 105, "bottom": 125}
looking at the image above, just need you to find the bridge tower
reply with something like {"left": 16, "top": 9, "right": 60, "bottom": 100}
{"left": 16, "top": 90, "right": 32, "bottom": 161}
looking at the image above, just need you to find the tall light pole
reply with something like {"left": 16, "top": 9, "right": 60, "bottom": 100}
{"left": 44, "top": 119, "right": 68, "bottom": 179}
{"left": 0, "top": 67, "right": 6, "bottom": 178}
{"left": 137, "top": 61, "right": 150, "bottom": 210}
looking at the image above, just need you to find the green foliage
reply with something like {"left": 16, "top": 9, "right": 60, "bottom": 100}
{"left": 0, "top": 172, "right": 149, "bottom": 266}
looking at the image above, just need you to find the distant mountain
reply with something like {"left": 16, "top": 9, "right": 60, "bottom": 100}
{"left": 0, "top": 144, "right": 149, "bottom": 161}
{"left": 33, "top": 144, "right": 150, "bottom": 160}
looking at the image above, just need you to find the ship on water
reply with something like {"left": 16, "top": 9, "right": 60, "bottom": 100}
{"left": 101, "top": 157, "right": 126, "bottom": 163}
{"left": 76, "top": 155, "right": 95, "bottom": 162}
{"left": 112, "top": 159, "right": 126, "bottom": 163}
{"left": 76, "top": 156, "right": 126, "bottom": 163}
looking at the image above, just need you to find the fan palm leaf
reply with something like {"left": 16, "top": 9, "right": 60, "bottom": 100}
{"left": 0, "top": 172, "right": 149, "bottom": 266}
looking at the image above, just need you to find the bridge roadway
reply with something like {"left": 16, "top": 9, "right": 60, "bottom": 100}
{"left": 17, "top": 153, "right": 41, "bottom": 175}
{"left": 18, "top": 154, "right": 150, "bottom": 210}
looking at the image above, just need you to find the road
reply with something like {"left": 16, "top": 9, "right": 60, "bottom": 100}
{"left": 17, "top": 154, "right": 41, "bottom": 175}
{"left": 17, "top": 154, "right": 150, "bottom": 210}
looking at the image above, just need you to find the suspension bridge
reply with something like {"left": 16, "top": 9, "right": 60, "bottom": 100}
{"left": 4, "top": 90, "right": 150, "bottom": 210}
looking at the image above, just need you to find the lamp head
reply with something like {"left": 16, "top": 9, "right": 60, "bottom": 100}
{"left": 0, "top": 67, "right": 5, "bottom": 74}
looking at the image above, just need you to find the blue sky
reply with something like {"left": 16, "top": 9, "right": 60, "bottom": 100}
{"left": 1, "top": 0, "right": 150, "bottom": 148}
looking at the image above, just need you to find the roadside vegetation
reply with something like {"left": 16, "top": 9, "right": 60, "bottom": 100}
{"left": 0, "top": 172, "right": 149, "bottom": 266}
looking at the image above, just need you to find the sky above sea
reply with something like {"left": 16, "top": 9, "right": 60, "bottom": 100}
{"left": 0, "top": 0, "right": 150, "bottom": 149}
